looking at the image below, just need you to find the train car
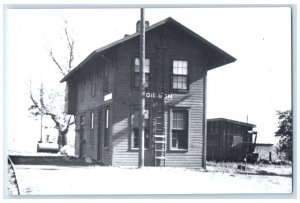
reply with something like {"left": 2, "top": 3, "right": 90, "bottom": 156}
{"left": 207, "top": 118, "right": 257, "bottom": 162}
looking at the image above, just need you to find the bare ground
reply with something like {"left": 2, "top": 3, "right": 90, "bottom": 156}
{"left": 9, "top": 161, "right": 292, "bottom": 195}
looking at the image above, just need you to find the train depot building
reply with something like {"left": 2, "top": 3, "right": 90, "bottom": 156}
{"left": 207, "top": 118, "right": 257, "bottom": 162}
{"left": 61, "top": 17, "right": 236, "bottom": 167}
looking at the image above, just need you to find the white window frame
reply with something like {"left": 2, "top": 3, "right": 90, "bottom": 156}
{"left": 133, "top": 57, "right": 151, "bottom": 88}
{"left": 169, "top": 108, "right": 189, "bottom": 151}
{"left": 172, "top": 60, "right": 188, "bottom": 91}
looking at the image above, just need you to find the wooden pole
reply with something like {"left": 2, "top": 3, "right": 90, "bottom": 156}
{"left": 138, "top": 8, "right": 145, "bottom": 168}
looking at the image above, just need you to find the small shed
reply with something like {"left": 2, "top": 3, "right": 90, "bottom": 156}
{"left": 207, "top": 118, "right": 256, "bottom": 162}
{"left": 254, "top": 143, "right": 278, "bottom": 162}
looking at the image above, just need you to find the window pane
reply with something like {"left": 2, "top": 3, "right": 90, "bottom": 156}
{"left": 145, "top": 58, "right": 150, "bottom": 66}
{"left": 133, "top": 128, "right": 139, "bottom": 148}
{"left": 173, "top": 60, "right": 178, "bottom": 68}
{"left": 172, "top": 131, "right": 178, "bottom": 148}
{"left": 105, "top": 109, "right": 109, "bottom": 128}
{"left": 178, "top": 132, "right": 188, "bottom": 149}
{"left": 172, "top": 60, "right": 188, "bottom": 90}
{"left": 173, "top": 117, "right": 177, "bottom": 129}
{"left": 182, "top": 66, "right": 188, "bottom": 75}
{"left": 135, "top": 65, "right": 140, "bottom": 72}
{"left": 172, "top": 76, "right": 178, "bottom": 89}
{"left": 177, "top": 119, "right": 184, "bottom": 129}
{"left": 144, "top": 65, "right": 150, "bottom": 73}
{"left": 173, "top": 60, "right": 188, "bottom": 75}
{"left": 135, "top": 58, "right": 140, "bottom": 65}
{"left": 134, "top": 74, "right": 139, "bottom": 87}
{"left": 173, "top": 66, "right": 178, "bottom": 74}
{"left": 104, "top": 107, "right": 110, "bottom": 148}
{"left": 145, "top": 74, "right": 150, "bottom": 87}
{"left": 182, "top": 81, "right": 187, "bottom": 90}
{"left": 133, "top": 109, "right": 139, "bottom": 127}
{"left": 173, "top": 76, "right": 187, "bottom": 90}
{"left": 171, "top": 110, "right": 188, "bottom": 149}
{"left": 90, "top": 113, "right": 94, "bottom": 129}
{"left": 178, "top": 67, "right": 183, "bottom": 75}
{"left": 173, "top": 112, "right": 185, "bottom": 130}
{"left": 178, "top": 60, "right": 182, "bottom": 68}
{"left": 135, "top": 58, "right": 150, "bottom": 73}
{"left": 182, "top": 61, "right": 188, "bottom": 68}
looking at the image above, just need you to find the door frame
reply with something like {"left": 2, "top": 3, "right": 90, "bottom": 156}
{"left": 97, "top": 110, "right": 103, "bottom": 162}
{"left": 79, "top": 115, "right": 85, "bottom": 158}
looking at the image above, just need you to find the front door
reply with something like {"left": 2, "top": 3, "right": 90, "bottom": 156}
{"left": 79, "top": 115, "right": 85, "bottom": 158}
{"left": 97, "top": 111, "right": 102, "bottom": 162}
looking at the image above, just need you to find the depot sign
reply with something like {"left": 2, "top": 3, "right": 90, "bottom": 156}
{"left": 145, "top": 92, "right": 173, "bottom": 99}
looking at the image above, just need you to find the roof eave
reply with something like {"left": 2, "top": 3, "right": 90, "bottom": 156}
{"left": 61, "top": 17, "right": 236, "bottom": 82}
{"left": 207, "top": 118, "right": 256, "bottom": 128}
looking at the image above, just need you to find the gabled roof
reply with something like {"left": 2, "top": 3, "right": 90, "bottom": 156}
{"left": 61, "top": 17, "right": 236, "bottom": 83}
{"left": 207, "top": 118, "right": 256, "bottom": 128}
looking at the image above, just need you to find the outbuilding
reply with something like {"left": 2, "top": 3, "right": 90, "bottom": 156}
{"left": 61, "top": 17, "right": 236, "bottom": 167}
{"left": 207, "top": 118, "right": 256, "bottom": 162}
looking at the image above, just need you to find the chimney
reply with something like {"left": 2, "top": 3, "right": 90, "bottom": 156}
{"left": 136, "top": 20, "right": 149, "bottom": 32}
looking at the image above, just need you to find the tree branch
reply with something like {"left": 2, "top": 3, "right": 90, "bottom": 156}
{"left": 64, "top": 22, "right": 75, "bottom": 72}
{"left": 28, "top": 80, "right": 42, "bottom": 113}
{"left": 49, "top": 49, "right": 67, "bottom": 76}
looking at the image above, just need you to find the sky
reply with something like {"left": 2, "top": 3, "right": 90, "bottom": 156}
{"left": 5, "top": 7, "right": 292, "bottom": 152}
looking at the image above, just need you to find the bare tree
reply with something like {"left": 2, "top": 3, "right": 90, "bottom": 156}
{"left": 28, "top": 20, "right": 75, "bottom": 147}
{"left": 48, "top": 20, "right": 75, "bottom": 76}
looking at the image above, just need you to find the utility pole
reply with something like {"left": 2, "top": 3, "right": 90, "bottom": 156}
{"left": 138, "top": 8, "right": 146, "bottom": 168}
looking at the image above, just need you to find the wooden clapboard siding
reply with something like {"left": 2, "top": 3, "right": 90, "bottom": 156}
{"left": 65, "top": 18, "right": 235, "bottom": 167}
{"left": 165, "top": 78, "right": 205, "bottom": 167}
{"left": 111, "top": 40, "right": 155, "bottom": 166}
{"left": 109, "top": 24, "right": 207, "bottom": 167}
{"left": 70, "top": 53, "right": 115, "bottom": 165}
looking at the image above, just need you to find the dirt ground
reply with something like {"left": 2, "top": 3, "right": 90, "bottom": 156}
{"left": 9, "top": 161, "right": 292, "bottom": 196}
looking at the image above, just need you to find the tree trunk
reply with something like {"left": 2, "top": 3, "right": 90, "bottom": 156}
{"left": 57, "top": 129, "right": 68, "bottom": 147}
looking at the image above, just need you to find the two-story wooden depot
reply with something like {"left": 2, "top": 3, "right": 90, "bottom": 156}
{"left": 61, "top": 17, "right": 236, "bottom": 167}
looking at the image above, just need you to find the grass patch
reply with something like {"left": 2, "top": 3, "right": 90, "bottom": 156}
{"left": 206, "top": 160, "right": 292, "bottom": 176}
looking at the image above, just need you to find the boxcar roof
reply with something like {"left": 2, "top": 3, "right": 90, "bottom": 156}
{"left": 255, "top": 143, "right": 274, "bottom": 147}
{"left": 207, "top": 118, "right": 256, "bottom": 128}
{"left": 61, "top": 17, "right": 236, "bottom": 83}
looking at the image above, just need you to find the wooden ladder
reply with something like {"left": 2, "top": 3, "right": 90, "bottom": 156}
{"left": 153, "top": 99, "right": 166, "bottom": 166}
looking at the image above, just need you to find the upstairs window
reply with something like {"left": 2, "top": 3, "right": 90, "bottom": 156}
{"left": 172, "top": 60, "right": 188, "bottom": 90}
{"left": 134, "top": 58, "right": 150, "bottom": 88}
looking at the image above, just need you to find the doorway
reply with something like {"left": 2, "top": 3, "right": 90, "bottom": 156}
{"left": 97, "top": 111, "right": 103, "bottom": 162}
{"left": 79, "top": 115, "right": 85, "bottom": 158}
